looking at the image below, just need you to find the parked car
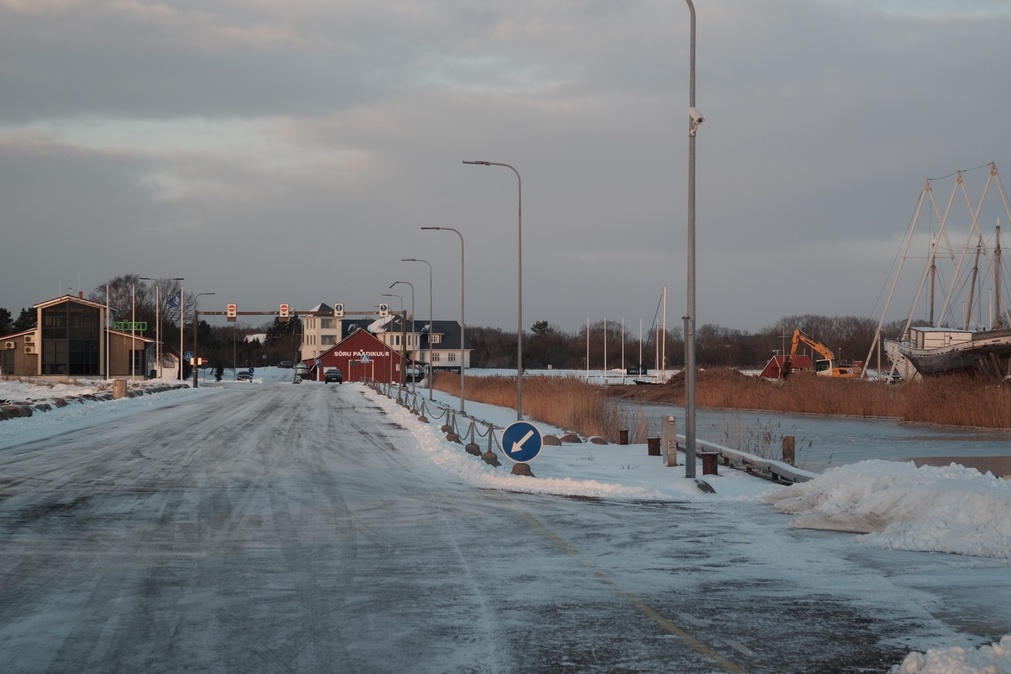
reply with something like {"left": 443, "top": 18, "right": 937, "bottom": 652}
{"left": 236, "top": 368, "right": 253, "bottom": 381}
{"left": 324, "top": 368, "right": 343, "bottom": 384}
{"left": 278, "top": 360, "right": 293, "bottom": 368}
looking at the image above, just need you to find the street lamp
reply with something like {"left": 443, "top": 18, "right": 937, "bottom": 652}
{"left": 390, "top": 280, "right": 416, "bottom": 393}
{"left": 463, "top": 159, "right": 523, "bottom": 420}
{"left": 382, "top": 293, "right": 403, "bottom": 386}
{"left": 131, "top": 279, "right": 137, "bottom": 379}
{"left": 139, "top": 277, "right": 156, "bottom": 378}
{"left": 683, "top": 0, "right": 701, "bottom": 478}
{"left": 402, "top": 258, "right": 433, "bottom": 400}
{"left": 422, "top": 226, "right": 466, "bottom": 414}
{"left": 192, "top": 292, "right": 215, "bottom": 388}
{"left": 178, "top": 284, "right": 185, "bottom": 381}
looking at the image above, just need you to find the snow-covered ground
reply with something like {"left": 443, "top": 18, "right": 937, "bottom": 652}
{"left": 2, "top": 368, "right": 1010, "bottom": 673}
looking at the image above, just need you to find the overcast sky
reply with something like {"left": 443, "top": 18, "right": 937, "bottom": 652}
{"left": 3, "top": 0, "right": 1010, "bottom": 335}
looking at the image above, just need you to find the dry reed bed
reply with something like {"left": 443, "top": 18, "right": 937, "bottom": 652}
{"left": 435, "top": 370, "right": 1011, "bottom": 441}
{"left": 433, "top": 374, "right": 636, "bottom": 442}
{"left": 683, "top": 370, "right": 1011, "bottom": 429}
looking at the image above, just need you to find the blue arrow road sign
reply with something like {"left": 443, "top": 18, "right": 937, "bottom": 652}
{"left": 501, "top": 421, "right": 543, "bottom": 463}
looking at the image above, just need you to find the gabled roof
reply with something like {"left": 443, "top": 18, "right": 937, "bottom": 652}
{"left": 396, "top": 318, "right": 466, "bottom": 349}
{"left": 33, "top": 294, "right": 107, "bottom": 311}
{"left": 0, "top": 328, "right": 36, "bottom": 341}
{"left": 313, "top": 326, "right": 399, "bottom": 360}
{"left": 338, "top": 316, "right": 468, "bottom": 348}
{"left": 107, "top": 329, "right": 155, "bottom": 344}
{"left": 341, "top": 318, "right": 376, "bottom": 338}
{"left": 760, "top": 354, "right": 813, "bottom": 379}
{"left": 305, "top": 301, "right": 334, "bottom": 315}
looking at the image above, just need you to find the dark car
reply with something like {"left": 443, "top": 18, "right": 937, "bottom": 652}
{"left": 324, "top": 368, "right": 343, "bottom": 384}
{"left": 236, "top": 368, "right": 253, "bottom": 381}
{"left": 278, "top": 360, "right": 293, "bottom": 368}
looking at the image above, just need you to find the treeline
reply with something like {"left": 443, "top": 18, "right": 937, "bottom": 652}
{"left": 0, "top": 274, "right": 302, "bottom": 372}
{"left": 2, "top": 273, "right": 913, "bottom": 372}
{"left": 468, "top": 315, "right": 915, "bottom": 370}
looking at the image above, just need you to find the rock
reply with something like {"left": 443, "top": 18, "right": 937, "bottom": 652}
{"left": 695, "top": 479, "right": 716, "bottom": 494}
{"left": 511, "top": 463, "right": 534, "bottom": 477}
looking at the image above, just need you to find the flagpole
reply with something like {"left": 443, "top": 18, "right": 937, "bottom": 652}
{"left": 105, "top": 284, "right": 110, "bottom": 380}
{"left": 179, "top": 286, "right": 184, "bottom": 381}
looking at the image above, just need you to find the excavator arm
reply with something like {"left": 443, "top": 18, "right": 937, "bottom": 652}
{"left": 786, "top": 329, "right": 862, "bottom": 377}
{"left": 790, "top": 329, "right": 836, "bottom": 363}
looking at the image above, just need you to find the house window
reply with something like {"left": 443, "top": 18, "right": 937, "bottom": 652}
{"left": 321, "top": 318, "right": 333, "bottom": 329}
{"left": 131, "top": 348, "right": 145, "bottom": 374}
{"left": 431, "top": 334, "right": 442, "bottom": 344}
{"left": 322, "top": 335, "right": 336, "bottom": 345}
{"left": 432, "top": 352, "right": 441, "bottom": 362}
{"left": 448, "top": 352, "right": 457, "bottom": 363}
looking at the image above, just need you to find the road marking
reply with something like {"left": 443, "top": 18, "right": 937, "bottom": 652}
{"left": 516, "top": 509, "right": 748, "bottom": 674}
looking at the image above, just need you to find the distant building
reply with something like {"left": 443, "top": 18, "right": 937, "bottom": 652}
{"left": 297, "top": 304, "right": 470, "bottom": 373}
{"left": 299, "top": 302, "right": 343, "bottom": 361}
{"left": 759, "top": 354, "right": 813, "bottom": 379}
{"left": 0, "top": 294, "right": 153, "bottom": 379}
{"left": 301, "top": 328, "right": 404, "bottom": 384}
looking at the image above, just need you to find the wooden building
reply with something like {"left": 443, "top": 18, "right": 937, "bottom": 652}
{"left": 0, "top": 294, "right": 153, "bottom": 379}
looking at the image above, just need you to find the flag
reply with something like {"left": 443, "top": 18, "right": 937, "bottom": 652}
{"left": 167, "top": 291, "right": 181, "bottom": 308}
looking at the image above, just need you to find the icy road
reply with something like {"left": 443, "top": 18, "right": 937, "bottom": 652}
{"left": 0, "top": 381, "right": 1006, "bottom": 673}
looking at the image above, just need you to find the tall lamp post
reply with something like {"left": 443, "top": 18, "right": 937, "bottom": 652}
{"left": 390, "top": 280, "right": 416, "bottom": 394}
{"left": 421, "top": 226, "right": 466, "bottom": 414}
{"left": 463, "top": 160, "right": 523, "bottom": 420}
{"left": 177, "top": 285, "right": 185, "bottom": 381}
{"left": 381, "top": 293, "right": 404, "bottom": 386}
{"left": 139, "top": 277, "right": 156, "bottom": 378}
{"left": 192, "top": 292, "right": 215, "bottom": 388}
{"left": 683, "top": 0, "right": 703, "bottom": 478}
{"left": 131, "top": 280, "right": 137, "bottom": 380}
{"left": 402, "top": 258, "right": 433, "bottom": 400}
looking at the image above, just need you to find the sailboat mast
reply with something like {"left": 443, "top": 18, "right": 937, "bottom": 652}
{"left": 966, "top": 236, "right": 982, "bottom": 330}
{"left": 995, "top": 223, "right": 1003, "bottom": 330}
{"left": 662, "top": 286, "right": 667, "bottom": 377}
{"left": 929, "top": 242, "right": 937, "bottom": 326}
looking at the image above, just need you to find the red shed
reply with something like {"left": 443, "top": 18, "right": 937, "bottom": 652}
{"left": 303, "top": 328, "right": 405, "bottom": 384}
{"left": 759, "top": 354, "right": 813, "bottom": 379}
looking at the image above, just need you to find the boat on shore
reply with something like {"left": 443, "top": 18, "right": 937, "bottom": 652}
{"left": 871, "top": 163, "right": 1011, "bottom": 379}
{"left": 890, "top": 326, "right": 1011, "bottom": 378}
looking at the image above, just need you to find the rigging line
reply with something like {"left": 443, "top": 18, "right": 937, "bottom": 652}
{"left": 926, "top": 162, "right": 993, "bottom": 182}
{"left": 644, "top": 291, "right": 664, "bottom": 346}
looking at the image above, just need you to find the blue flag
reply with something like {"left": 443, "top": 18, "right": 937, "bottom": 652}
{"left": 167, "top": 291, "right": 181, "bottom": 308}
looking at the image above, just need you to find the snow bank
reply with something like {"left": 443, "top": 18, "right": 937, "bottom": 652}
{"left": 762, "top": 460, "right": 1011, "bottom": 559}
{"left": 891, "top": 634, "right": 1011, "bottom": 674}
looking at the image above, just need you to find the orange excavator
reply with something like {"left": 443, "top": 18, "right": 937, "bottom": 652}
{"left": 784, "top": 329, "right": 863, "bottom": 378}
